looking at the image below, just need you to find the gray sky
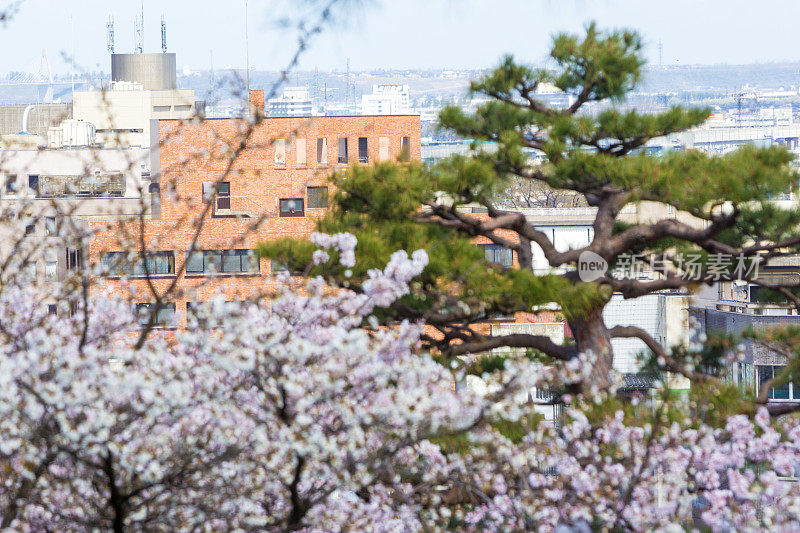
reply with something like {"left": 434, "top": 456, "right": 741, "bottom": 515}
{"left": 3, "top": 0, "right": 800, "bottom": 75}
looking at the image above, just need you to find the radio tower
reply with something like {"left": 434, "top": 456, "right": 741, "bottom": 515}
{"left": 346, "top": 57, "right": 351, "bottom": 109}
{"left": 658, "top": 40, "right": 663, "bottom": 67}
{"left": 106, "top": 16, "right": 115, "bottom": 54}
{"left": 161, "top": 15, "right": 167, "bottom": 53}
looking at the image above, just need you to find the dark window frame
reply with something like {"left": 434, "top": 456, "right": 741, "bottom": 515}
{"left": 358, "top": 137, "right": 368, "bottom": 163}
{"left": 136, "top": 302, "right": 177, "bottom": 329}
{"left": 216, "top": 181, "right": 231, "bottom": 210}
{"left": 101, "top": 251, "right": 176, "bottom": 277}
{"left": 67, "top": 248, "right": 83, "bottom": 270}
{"left": 400, "top": 136, "right": 411, "bottom": 160}
{"left": 279, "top": 198, "right": 305, "bottom": 217}
{"left": 480, "top": 244, "right": 513, "bottom": 267}
{"left": 45, "top": 217, "right": 56, "bottom": 236}
{"left": 5, "top": 174, "right": 17, "bottom": 194}
{"left": 316, "top": 138, "right": 328, "bottom": 164}
{"left": 307, "top": 186, "right": 329, "bottom": 209}
{"left": 184, "top": 249, "right": 260, "bottom": 276}
{"left": 337, "top": 137, "right": 349, "bottom": 164}
{"left": 28, "top": 174, "right": 39, "bottom": 195}
{"left": 757, "top": 364, "right": 797, "bottom": 400}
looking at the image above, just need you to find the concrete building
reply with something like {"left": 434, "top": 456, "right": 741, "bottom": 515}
{"left": 73, "top": 53, "right": 199, "bottom": 148}
{"left": 0, "top": 143, "right": 152, "bottom": 287}
{"left": 690, "top": 307, "right": 800, "bottom": 404}
{"left": 361, "top": 85, "right": 411, "bottom": 116}
{"left": 266, "top": 87, "right": 315, "bottom": 117}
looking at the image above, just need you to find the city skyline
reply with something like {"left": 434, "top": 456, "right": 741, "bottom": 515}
{"left": 2, "top": 0, "right": 800, "bottom": 76}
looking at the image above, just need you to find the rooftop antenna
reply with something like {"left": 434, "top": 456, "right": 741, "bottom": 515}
{"left": 134, "top": 1, "right": 144, "bottom": 53}
{"left": 106, "top": 15, "right": 115, "bottom": 54}
{"left": 161, "top": 15, "right": 167, "bottom": 53}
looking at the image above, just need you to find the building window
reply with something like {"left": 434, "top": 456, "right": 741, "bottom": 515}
{"left": 307, "top": 186, "right": 328, "bottom": 209}
{"left": 45, "top": 261, "right": 58, "bottom": 281}
{"left": 45, "top": 217, "right": 56, "bottom": 236}
{"left": 296, "top": 138, "right": 307, "bottom": 166}
{"left": 279, "top": 198, "right": 304, "bottom": 217}
{"left": 317, "top": 138, "right": 328, "bottom": 164}
{"left": 185, "top": 251, "right": 206, "bottom": 274}
{"left": 216, "top": 182, "right": 230, "bottom": 210}
{"left": 358, "top": 137, "right": 368, "bottom": 163}
{"left": 378, "top": 137, "right": 390, "bottom": 162}
{"left": 67, "top": 248, "right": 83, "bottom": 270}
{"left": 184, "top": 249, "right": 259, "bottom": 275}
{"left": 480, "top": 244, "right": 513, "bottom": 267}
{"left": 25, "top": 223, "right": 35, "bottom": 235}
{"left": 271, "top": 259, "right": 288, "bottom": 274}
{"left": 153, "top": 105, "right": 171, "bottom": 112}
{"left": 400, "top": 136, "right": 411, "bottom": 160}
{"left": 47, "top": 304, "right": 57, "bottom": 315}
{"left": 757, "top": 365, "right": 799, "bottom": 401}
{"left": 5, "top": 174, "right": 17, "bottom": 194}
{"left": 39, "top": 173, "right": 124, "bottom": 198}
{"left": 337, "top": 137, "right": 348, "bottom": 164}
{"left": 28, "top": 175, "right": 39, "bottom": 194}
{"left": 275, "top": 139, "right": 287, "bottom": 166}
{"left": 101, "top": 251, "right": 175, "bottom": 277}
{"left": 221, "top": 250, "right": 259, "bottom": 273}
{"left": 136, "top": 302, "right": 177, "bottom": 328}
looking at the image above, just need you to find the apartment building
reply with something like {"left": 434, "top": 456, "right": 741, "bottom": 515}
{"left": 88, "top": 97, "right": 421, "bottom": 327}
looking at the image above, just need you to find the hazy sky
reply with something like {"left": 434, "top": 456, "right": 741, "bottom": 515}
{"left": 3, "top": 0, "right": 800, "bottom": 75}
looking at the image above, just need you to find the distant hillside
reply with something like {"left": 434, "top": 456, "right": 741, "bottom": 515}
{"left": 2, "top": 62, "right": 800, "bottom": 106}
{"left": 641, "top": 63, "right": 800, "bottom": 93}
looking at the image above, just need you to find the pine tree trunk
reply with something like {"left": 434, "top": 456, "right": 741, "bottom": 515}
{"left": 569, "top": 308, "right": 615, "bottom": 392}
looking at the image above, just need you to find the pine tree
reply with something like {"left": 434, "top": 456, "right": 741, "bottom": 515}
{"left": 262, "top": 23, "right": 800, "bottom": 393}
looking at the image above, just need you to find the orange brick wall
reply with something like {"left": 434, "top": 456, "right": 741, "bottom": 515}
{"left": 88, "top": 114, "right": 421, "bottom": 325}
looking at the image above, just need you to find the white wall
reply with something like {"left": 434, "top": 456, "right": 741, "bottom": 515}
{"left": 530, "top": 225, "right": 593, "bottom": 272}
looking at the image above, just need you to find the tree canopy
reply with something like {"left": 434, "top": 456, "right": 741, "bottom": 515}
{"left": 262, "top": 23, "right": 800, "bottom": 401}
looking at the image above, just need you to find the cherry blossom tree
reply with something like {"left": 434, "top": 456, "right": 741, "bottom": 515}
{"left": 0, "top": 233, "right": 798, "bottom": 531}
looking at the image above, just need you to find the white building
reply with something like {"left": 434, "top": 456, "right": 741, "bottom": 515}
{"left": 267, "top": 87, "right": 315, "bottom": 117}
{"left": 73, "top": 81, "right": 196, "bottom": 149}
{"left": 361, "top": 84, "right": 411, "bottom": 115}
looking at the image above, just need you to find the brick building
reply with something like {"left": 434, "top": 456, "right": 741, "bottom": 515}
{"left": 88, "top": 97, "right": 421, "bottom": 327}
